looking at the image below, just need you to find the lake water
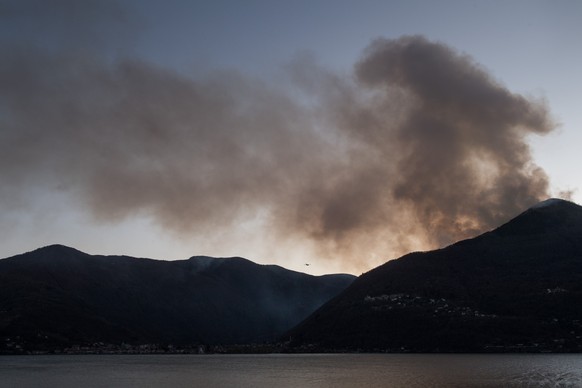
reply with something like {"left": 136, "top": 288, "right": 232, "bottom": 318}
{"left": 1, "top": 354, "right": 582, "bottom": 387}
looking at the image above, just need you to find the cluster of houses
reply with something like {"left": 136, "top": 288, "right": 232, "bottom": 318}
{"left": 364, "top": 293, "right": 497, "bottom": 319}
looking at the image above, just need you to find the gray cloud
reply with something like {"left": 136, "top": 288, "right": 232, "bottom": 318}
{"left": 0, "top": 2, "right": 555, "bottom": 269}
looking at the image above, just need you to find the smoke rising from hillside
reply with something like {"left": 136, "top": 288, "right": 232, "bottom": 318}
{"left": 0, "top": 2, "right": 554, "bottom": 269}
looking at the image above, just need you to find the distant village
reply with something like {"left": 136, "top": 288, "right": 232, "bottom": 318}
{"left": 1, "top": 337, "right": 284, "bottom": 355}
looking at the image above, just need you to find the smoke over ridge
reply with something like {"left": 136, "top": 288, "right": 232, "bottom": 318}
{"left": 0, "top": 3, "right": 554, "bottom": 270}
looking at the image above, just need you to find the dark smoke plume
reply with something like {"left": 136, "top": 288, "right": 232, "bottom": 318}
{"left": 0, "top": 2, "right": 554, "bottom": 271}
{"left": 353, "top": 36, "right": 553, "bottom": 246}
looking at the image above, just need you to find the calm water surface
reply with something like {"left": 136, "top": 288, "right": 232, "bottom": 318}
{"left": 1, "top": 354, "right": 582, "bottom": 387}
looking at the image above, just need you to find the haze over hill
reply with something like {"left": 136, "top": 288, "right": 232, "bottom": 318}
{"left": 288, "top": 199, "right": 582, "bottom": 352}
{"left": 0, "top": 245, "right": 354, "bottom": 353}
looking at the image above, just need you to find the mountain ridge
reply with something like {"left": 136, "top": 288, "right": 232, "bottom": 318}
{"left": 0, "top": 245, "right": 354, "bottom": 353}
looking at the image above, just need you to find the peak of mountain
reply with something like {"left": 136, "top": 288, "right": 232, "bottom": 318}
{"left": 0, "top": 247, "right": 354, "bottom": 352}
{"left": 530, "top": 197, "right": 571, "bottom": 209}
{"left": 28, "top": 244, "right": 86, "bottom": 257}
{"left": 487, "top": 198, "right": 582, "bottom": 241}
{"left": 522, "top": 197, "right": 580, "bottom": 220}
{"left": 288, "top": 199, "right": 582, "bottom": 352}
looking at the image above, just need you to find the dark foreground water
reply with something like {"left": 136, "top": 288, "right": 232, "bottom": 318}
{"left": 1, "top": 354, "right": 582, "bottom": 387}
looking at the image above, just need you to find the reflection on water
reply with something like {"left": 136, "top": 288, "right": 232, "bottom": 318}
{"left": 1, "top": 354, "right": 582, "bottom": 387}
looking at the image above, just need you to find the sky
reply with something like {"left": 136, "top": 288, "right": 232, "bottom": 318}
{"left": 1, "top": 0, "right": 581, "bottom": 275}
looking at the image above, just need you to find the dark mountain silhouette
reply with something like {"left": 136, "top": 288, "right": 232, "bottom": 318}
{"left": 287, "top": 199, "right": 582, "bottom": 352}
{"left": 0, "top": 245, "right": 354, "bottom": 351}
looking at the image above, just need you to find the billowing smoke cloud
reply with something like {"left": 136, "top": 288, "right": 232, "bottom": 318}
{"left": 352, "top": 36, "right": 553, "bottom": 245}
{"left": 0, "top": 2, "right": 554, "bottom": 270}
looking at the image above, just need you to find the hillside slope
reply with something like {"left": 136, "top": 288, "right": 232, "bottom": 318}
{"left": 287, "top": 199, "right": 582, "bottom": 352}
